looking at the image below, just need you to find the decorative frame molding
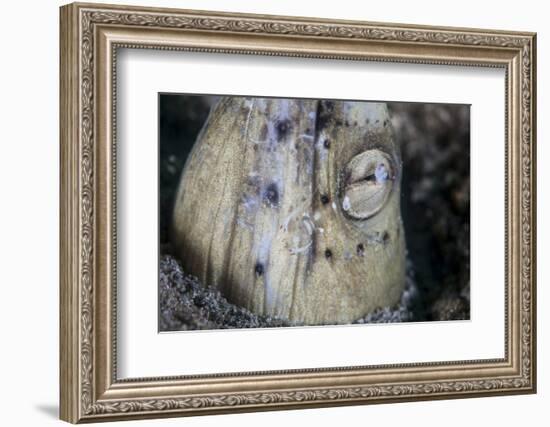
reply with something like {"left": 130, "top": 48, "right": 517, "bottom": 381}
{"left": 60, "top": 2, "right": 536, "bottom": 423}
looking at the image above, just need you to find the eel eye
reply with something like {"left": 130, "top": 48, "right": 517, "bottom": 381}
{"left": 341, "top": 149, "right": 395, "bottom": 220}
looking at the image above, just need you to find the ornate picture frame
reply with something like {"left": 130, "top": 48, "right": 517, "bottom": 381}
{"left": 60, "top": 2, "right": 536, "bottom": 423}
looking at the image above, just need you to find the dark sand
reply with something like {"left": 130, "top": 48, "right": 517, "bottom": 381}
{"left": 159, "top": 253, "right": 418, "bottom": 330}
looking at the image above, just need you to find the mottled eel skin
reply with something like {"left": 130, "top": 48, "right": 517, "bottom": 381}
{"left": 172, "top": 97, "right": 406, "bottom": 325}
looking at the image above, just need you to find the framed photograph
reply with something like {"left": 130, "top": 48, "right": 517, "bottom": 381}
{"left": 60, "top": 2, "right": 537, "bottom": 423}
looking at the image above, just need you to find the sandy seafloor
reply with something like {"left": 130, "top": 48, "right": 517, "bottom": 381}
{"left": 158, "top": 97, "right": 470, "bottom": 331}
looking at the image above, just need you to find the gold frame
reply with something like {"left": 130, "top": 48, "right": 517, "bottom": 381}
{"left": 59, "top": 2, "right": 537, "bottom": 423}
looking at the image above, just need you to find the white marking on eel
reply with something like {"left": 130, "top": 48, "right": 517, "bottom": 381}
{"left": 342, "top": 196, "right": 351, "bottom": 211}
